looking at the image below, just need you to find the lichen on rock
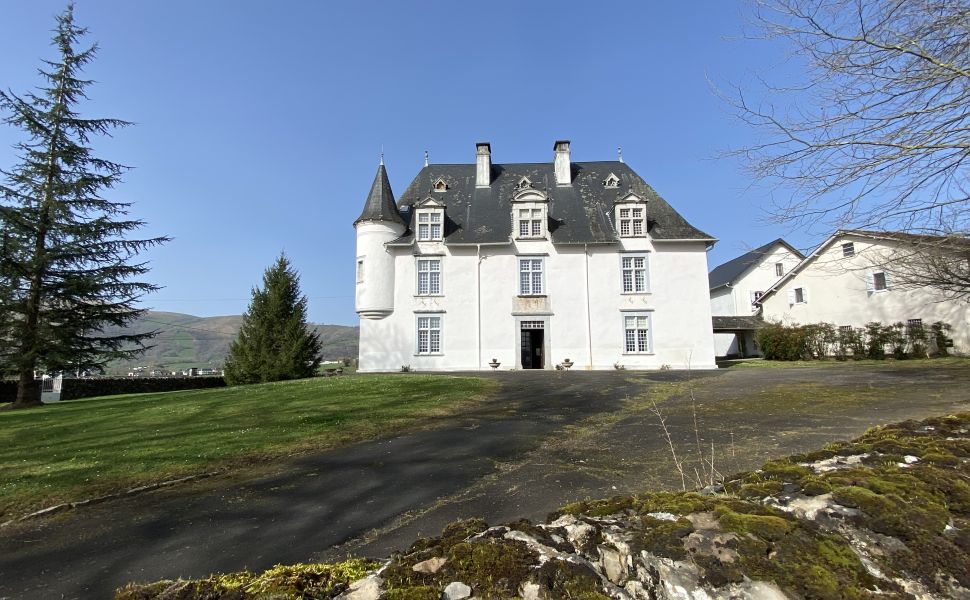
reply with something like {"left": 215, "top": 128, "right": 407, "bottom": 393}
{"left": 117, "top": 412, "right": 970, "bottom": 600}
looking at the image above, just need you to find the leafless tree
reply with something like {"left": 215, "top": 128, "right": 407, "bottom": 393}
{"left": 870, "top": 232, "right": 970, "bottom": 300}
{"left": 728, "top": 0, "right": 970, "bottom": 235}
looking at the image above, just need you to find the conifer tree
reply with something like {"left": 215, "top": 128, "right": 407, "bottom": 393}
{"left": 0, "top": 5, "right": 167, "bottom": 407}
{"left": 224, "top": 254, "right": 322, "bottom": 385}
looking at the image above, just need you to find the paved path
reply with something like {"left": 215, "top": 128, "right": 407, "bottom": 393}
{"left": 1, "top": 365, "right": 968, "bottom": 599}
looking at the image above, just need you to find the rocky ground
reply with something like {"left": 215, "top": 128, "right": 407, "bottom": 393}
{"left": 117, "top": 411, "right": 970, "bottom": 600}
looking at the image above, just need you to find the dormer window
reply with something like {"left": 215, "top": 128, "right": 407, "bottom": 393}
{"left": 416, "top": 210, "right": 442, "bottom": 241}
{"left": 515, "top": 176, "right": 533, "bottom": 190}
{"left": 518, "top": 208, "right": 544, "bottom": 238}
{"left": 615, "top": 193, "right": 647, "bottom": 238}
{"left": 604, "top": 173, "right": 620, "bottom": 188}
{"left": 433, "top": 178, "right": 448, "bottom": 192}
{"left": 511, "top": 188, "right": 548, "bottom": 240}
{"left": 413, "top": 197, "right": 445, "bottom": 242}
{"left": 618, "top": 207, "right": 645, "bottom": 236}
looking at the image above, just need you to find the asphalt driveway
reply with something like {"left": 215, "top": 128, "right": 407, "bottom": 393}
{"left": 1, "top": 364, "right": 968, "bottom": 599}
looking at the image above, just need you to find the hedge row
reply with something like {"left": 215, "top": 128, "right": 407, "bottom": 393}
{"left": 755, "top": 320, "right": 953, "bottom": 361}
{"left": 1, "top": 376, "right": 226, "bottom": 403}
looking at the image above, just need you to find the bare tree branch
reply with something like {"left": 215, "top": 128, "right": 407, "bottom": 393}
{"left": 727, "top": 0, "right": 970, "bottom": 238}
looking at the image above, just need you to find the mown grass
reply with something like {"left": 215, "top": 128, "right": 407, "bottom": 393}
{"left": 0, "top": 374, "right": 494, "bottom": 519}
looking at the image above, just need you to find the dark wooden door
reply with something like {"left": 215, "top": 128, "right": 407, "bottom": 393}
{"left": 521, "top": 329, "right": 544, "bottom": 369}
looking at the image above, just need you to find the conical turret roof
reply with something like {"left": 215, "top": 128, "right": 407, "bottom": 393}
{"left": 355, "top": 164, "right": 405, "bottom": 226}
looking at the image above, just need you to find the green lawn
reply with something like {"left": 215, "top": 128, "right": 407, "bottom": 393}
{"left": 0, "top": 374, "right": 494, "bottom": 519}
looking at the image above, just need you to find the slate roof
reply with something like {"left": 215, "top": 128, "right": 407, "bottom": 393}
{"left": 379, "top": 161, "right": 713, "bottom": 246}
{"left": 708, "top": 239, "right": 804, "bottom": 291}
{"left": 712, "top": 315, "right": 766, "bottom": 331}
{"left": 354, "top": 164, "right": 406, "bottom": 227}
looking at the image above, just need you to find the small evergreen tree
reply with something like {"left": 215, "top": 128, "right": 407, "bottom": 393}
{"left": 224, "top": 254, "right": 322, "bottom": 385}
{"left": 0, "top": 5, "right": 167, "bottom": 407}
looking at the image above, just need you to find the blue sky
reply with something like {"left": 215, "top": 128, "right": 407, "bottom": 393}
{"left": 0, "top": 1, "right": 807, "bottom": 325}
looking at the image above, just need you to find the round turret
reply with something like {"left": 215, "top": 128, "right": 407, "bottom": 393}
{"left": 354, "top": 163, "right": 406, "bottom": 320}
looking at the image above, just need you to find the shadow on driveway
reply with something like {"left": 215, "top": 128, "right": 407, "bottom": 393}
{"left": 2, "top": 365, "right": 968, "bottom": 600}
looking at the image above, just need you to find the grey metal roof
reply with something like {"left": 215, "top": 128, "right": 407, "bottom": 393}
{"left": 708, "top": 239, "right": 804, "bottom": 290}
{"left": 712, "top": 315, "right": 766, "bottom": 331}
{"left": 385, "top": 161, "right": 714, "bottom": 246}
{"left": 354, "top": 164, "right": 406, "bottom": 227}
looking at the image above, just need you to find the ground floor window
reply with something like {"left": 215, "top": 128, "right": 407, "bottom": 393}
{"left": 416, "top": 315, "right": 442, "bottom": 354}
{"left": 623, "top": 313, "right": 651, "bottom": 353}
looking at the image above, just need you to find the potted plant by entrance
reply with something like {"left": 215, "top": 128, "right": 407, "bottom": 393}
{"left": 488, "top": 358, "right": 501, "bottom": 369}
{"left": 561, "top": 358, "right": 574, "bottom": 370}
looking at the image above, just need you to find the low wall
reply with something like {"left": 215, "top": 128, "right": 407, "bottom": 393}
{"left": 1, "top": 377, "right": 226, "bottom": 403}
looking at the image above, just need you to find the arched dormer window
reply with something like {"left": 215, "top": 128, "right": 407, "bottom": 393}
{"left": 414, "top": 197, "right": 445, "bottom": 242}
{"left": 433, "top": 177, "right": 448, "bottom": 192}
{"left": 604, "top": 173, "right": 620, "bottom": 188}
{"left": 512, "top": 188, "right": 548, "bottom": 240}
{"left": 614, "top": 192, "right": 647, "bottom": 238}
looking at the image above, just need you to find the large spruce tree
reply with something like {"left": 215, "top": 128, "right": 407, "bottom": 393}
{"left": 0, "top": 5, "right": 167, "bottom": 407}
{"left": 224, "top": 254, "right": 322, "bottom": 385}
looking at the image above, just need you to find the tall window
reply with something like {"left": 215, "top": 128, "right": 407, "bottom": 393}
{"left": 416, "top": 315, "right": 442, "bottom": 354}
{"left": 618, "top": 206, "right": 645, "bottom": 237}
{"left": 873, "top": 271, "right": 887, "bottom": 291}
{"left": 517, "top": 208, "right": 544, "bottom": 238}
{"left": 794, "top": 287, "right": 806, "bottom": 304}
{"left": 519, "top": 258, "right": 543, "bottom": 295}
{"left": 621, "top": 255, "right": 648, "bottom": 293}
{"left": 417, "top": 211, "right": 442, "bottom": 241}
{"left": 356, "top": 259, "right": 364, "bottom": 283}
{"left": 416, "top": 259, "right": 441, "bottom": 295}
{"left": 775, "top": 263, "right": 784, "bottom": 277}
{"left": 623, "top": 313, "right": 651, "bottom": 353}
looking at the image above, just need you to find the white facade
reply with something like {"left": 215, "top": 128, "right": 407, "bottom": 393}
{"left": 759, "top": 232, "right": 970, "bottom": 352}
{"left": 710, "top": 245, "right": 802, "bottom": 316}
{"left": 358, "top": 239, "right": 717, "bottom": 371}
{"left": 709, "top": 241, "right": 802, "bottom": 357}
{"left": 355, "top": 142, "right": 718, "bottom": 372}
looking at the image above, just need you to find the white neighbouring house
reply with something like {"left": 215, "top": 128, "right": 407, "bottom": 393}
{"left": 708, "top": 239, "right": 804, "bottom": 357}
{"left": 354, "top": 141, "right": 719, "bottom": 372}
{"left": 758, "top": 230, "right": 970, "bottom": 353}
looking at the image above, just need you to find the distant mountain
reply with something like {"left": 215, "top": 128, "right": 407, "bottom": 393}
{"left": 103, "top": 311, "right": 358, "bottom": 374}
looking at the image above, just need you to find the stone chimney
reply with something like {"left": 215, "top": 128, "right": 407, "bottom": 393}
{"left": 554, "top": 140, "right": 571, "bottom": 186}
{"left": 476, "top": 142, "right": 491, "bottom": 187}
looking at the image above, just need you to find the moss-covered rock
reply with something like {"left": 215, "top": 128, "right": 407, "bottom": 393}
{"left": 118, "top": 412, "right": 970, "bottom": 600}
{"left": 114, "top": 559, "right": 376, "bottom": 600}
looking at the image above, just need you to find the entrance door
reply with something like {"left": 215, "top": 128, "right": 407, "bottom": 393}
{"left": 520, "top": 325, "right": 545, "bottom": 369}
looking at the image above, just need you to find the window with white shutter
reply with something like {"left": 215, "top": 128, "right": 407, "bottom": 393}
{"left": 867, "top": 271, "right": 889, "bottom": 293}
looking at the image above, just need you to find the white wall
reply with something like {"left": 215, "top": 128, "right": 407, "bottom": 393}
{"left": 710, "top": 288, "right": 735, "bottom": 316}
{"left": 358, "top": 237, "right": 717, "bottom": 371}
{"left": 710, "top": 244, "right": 802, "bottom": 316}
{"left": 760, "top": 234, "right": 970, "bottom": 352}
